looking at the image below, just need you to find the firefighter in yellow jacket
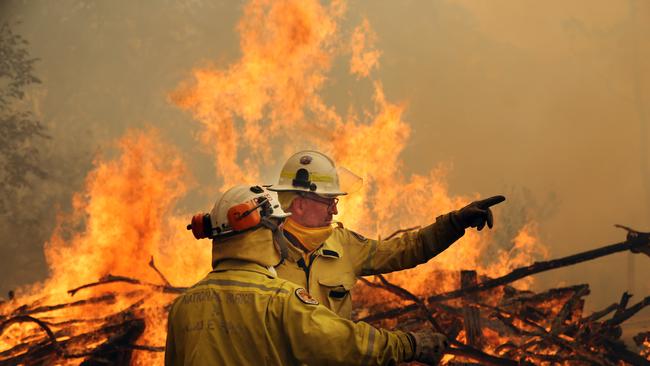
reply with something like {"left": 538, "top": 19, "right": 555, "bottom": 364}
{"left": 170, "top": 185, "right": 448, "bottom": 365}
{"left": 267, "top": 151, "right": 506, "bottom": 318}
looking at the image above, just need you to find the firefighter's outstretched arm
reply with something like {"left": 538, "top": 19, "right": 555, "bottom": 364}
{"left": 348, "top": 195, "right": 506, "bottom": 276}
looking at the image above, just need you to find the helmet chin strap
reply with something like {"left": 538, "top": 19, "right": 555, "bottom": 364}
{"left": 260, "top": 216, "right": 278, "bottom": 231}
{"left": 261, "top": 217, "right": 289, "bottom": 265}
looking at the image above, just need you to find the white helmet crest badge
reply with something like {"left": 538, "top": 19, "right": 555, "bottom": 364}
{"left": 299, "top": 155, "right": 312, "bottom": 165}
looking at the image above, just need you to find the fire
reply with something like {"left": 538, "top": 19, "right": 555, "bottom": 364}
{"left": 171, "top": 0, "right": 345, "bottom": 187}
{"left": 349, "top": 18, "right": 381, "bottom": 78}
{"left": 45, "top": 129, "right": 189, "bottom": 292}
{"left": 171, "top": 0, "right": 546, "bottom": 296}
{"left": 1, "top": 0, "right": 555, "bottom": 365}
{"left": 0, "top": 130, "right": 208, "bottom": 364}
{"left": 482, "top": 222, "right": 548, "bottom": 288}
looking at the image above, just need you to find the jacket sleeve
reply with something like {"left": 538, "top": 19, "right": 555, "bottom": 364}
{"left": 346, "top": 213, "right": 465, "bottom": 276}
{"left": 278, "top": 284, "right": 414, "bottom": 365}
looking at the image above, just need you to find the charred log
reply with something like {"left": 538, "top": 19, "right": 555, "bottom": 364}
{"left": 79, "top": 318, "right": 145, "bottom": 366}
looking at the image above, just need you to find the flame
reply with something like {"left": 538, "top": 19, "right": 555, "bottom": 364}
{"left": 44, "top": 129, "right": 188, "bottom": 293}
{"left": 349, "top": 18, "right": 381, "bottom": 78}
{"left": 171, "top": 0, "right": 345, "bottom": 187}
{"left": 482, "top": 221, "right": 548, "bottom": 289}
{"left": 1, "top": 0, "right": 554, "bottom": 364}
{"left": 0, "top": 129, "right": 208, "bottom": 364}
{"left": 171, "top": 0, "right": 547, "bottom": 299}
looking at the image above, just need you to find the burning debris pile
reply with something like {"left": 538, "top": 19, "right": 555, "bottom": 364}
{"left": 1, "top": 228, "right": 649, "bottom": 365}
{"left": 353, "top": 225, "right": 650, "bottom": 366}
{"left": 0, "top": 257, "right": 185, "bottom": 366}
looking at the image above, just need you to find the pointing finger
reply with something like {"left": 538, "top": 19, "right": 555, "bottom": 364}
{"left": 476, "top": 195, "right": 506, "bottom": 209}
{"left": 487, "top": 209, "right": 494, "bottom": 228}
{"left": 468, "top": 207, "right": 487, "bottom": 227}
{"left": 473, "top": 209, "right": 488, "bottom": 230}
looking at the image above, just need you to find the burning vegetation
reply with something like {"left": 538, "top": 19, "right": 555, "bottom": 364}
{"left": 1, "top": 0, "right": 649, "bottom": 365}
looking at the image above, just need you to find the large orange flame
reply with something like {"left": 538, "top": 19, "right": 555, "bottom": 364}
{"left": 350, "top": 18, "right": 381, "bottom": 78}
{"left": 171, "top": 0, "right": 345, "bottom": 187}
{"left": 171, "top": 0, "right": 546, "bottom": 296}
{"left": 45, "top": 129, "right": 188, "bottom": 291}
{"left": 0, "top": 130, "right": 208, "bottom": 364}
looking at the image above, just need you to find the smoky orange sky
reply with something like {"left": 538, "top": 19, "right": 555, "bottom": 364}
{"left": 1, "top": 0, "right": 649, "bottom": 339}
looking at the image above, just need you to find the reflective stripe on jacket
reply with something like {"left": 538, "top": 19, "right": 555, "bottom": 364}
{"left": 274, "top": 213, "right": 464, "bottom": 318}
{"left": 165, "top": 259, "right": 414, "bottom": 366}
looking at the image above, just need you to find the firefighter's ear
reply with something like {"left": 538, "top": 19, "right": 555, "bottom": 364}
{"left": 290, "top": 195, "right": 307, "bottom": 216}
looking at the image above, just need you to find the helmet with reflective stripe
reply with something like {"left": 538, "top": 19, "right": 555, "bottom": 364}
{"left": 268, "top": 150, "right": 347, "bottom": 197}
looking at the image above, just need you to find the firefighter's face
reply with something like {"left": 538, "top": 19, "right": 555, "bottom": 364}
{"left": 289, "top": 193, "right": 339, "bottom": 228}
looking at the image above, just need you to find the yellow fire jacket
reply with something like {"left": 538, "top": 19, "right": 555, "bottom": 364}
{"left": 274, "top": 213, "right": 464, "bottom": 318}
{"left": 165, "top": 259, "right": 414, "bottom": 366}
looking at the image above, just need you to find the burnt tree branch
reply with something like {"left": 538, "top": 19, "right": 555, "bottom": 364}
{"left": 68, "top": 274, "right": 186, "bottom": 296}
{"left": 428, "top": 230, "right": 649, "bottom": 303}
{"left": 148, "top": 256, "right": 172, "bottom": 287}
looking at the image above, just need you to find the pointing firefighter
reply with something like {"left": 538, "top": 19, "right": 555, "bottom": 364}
{"left": 172, "top": 185, "right": 448, "bottom": 365}
{"left": 268, "top": 150, "right": 506, "bottom": 318}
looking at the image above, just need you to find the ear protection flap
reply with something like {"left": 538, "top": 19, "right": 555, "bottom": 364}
{"left": 227, "top": 201, "right": 262, "bottom": 231}
{"left": 188, "top": 213, "right": 213, "bottom": 239}
{"left": 188, "top": 197, "right": 272, "bottom": 240}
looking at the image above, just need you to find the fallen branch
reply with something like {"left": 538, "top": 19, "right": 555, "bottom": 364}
{"left": 605, "top": 295, "right": 650, "bottom": 327}
{"left": 68, "top": 274, "right": 186, "bottom": 296}
{"left": 12, "top": 294, "right": 116, "bottom": 317}
{"left": 79, "top": 318, "right": 145, "bottom": 365}
{"left": 0, "top": 315, "right": 64, "bottom": 356}
{"left": 125, "top": 344, "right": 165, "bottom": 352}
{"left": 149, "top": 256, "right": 172, "bottom": 287}
{"left": 582, "top": 302, "right": 619, "bottom": 323}
{"left": 0, "top": 316, "right": 148, "bottom": 365}
{"left": 427, "top": 230, "right": 649, "bottom": 303}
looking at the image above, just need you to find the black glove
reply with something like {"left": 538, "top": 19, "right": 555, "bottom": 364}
{"left": 451, "top": 195, "right": 505, "bottom": 231}
{"left": 409, "top": 329, "right": 448, "bottom": 365}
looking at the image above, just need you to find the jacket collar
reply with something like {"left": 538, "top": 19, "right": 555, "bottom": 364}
{"left": 212, "top": 259, "right": 277, "bottom": 278}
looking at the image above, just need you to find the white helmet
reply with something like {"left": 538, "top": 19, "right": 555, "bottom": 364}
{"left": 188, "top": 185, "right": 290, "bottom": 240}
{"left": 268, "top": 150, "right": 361, "bottom": 197}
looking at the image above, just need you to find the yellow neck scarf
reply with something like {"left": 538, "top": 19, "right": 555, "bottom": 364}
{"left": 282, "top": 217, "right": 333, "bottom": 252}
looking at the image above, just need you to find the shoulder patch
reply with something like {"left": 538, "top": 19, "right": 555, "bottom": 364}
{"left": 295, "top": 288, "right": 319, "bottom": 305}
{"left": 350, "top": 230, "right": 368, "bottom": 242}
